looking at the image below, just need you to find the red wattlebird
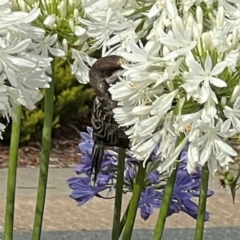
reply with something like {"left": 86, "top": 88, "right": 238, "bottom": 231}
{"left": 89, "top": 55, "right": 129, "bottom": 182}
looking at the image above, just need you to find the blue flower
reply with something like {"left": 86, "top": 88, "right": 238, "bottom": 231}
{"left": 147, "top": 170, "right": 160, "bottom": 184}
{"left": 67, "top": 177, "right": 108, "bottom": 205}
{"left": 125, "top": 167, "right": 136, "bottom": 181}
{"left": 97, "top": 173, "right": 114, "bottom": 186}
{"left": 168, "top": 168, "right": 213, "bottom": 220}
{"left": 139, "top": 187, "right": 161, "bottom": 220}
{"left": 68, "top": 127, "right": 214, "bottom": 222}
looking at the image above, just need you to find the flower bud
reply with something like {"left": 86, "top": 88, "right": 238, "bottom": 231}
{"left": 43, "top": 14, "right": 56, "bottom": 29}
{"left": 230, "top": 85, "right": 240, "bottom": 103}
{"left": 62, "top": 39, "right": 68, "bottom": 54}
{"left": 187, "top": 14, "right": 194, "bottom": 28}
{"left": 69, "top": 18, "right": 75, "bottom": 32}
{"left": 167, "top": 81, "right": 174, "bottom": 92}
{"left": 168, "top": 30, "right": 174, "bottom": 39}
{"left": 221, "top": 97, "right": 227, "bottom": 106}
{"left": 59, "top": 0, "right": 67, "bottom": 18}
{"left": 216, "top": 6, "right": 224, "bottom": 29}
{"left": 202, "top": 32, "right": 212, "bottom": 50}
{"left": 226, "top": 172, "right": 234, "bottom": 182}
{"left": 175, "top": 16, "right": 185, "bottom": 34}
{"left": 166, "top": 0, "right": 177, "bottom": 19}
{"left": 73, "top": 8, "right": 79, "bottom": 22}
{"left": 55, "top": 16, "right": 60, "bottom": 25}
{"left": 163, "top": 46, "right": 170, "bottom": 57}
{"left": 196, "top": 6, "right": 203, "bottom": 25}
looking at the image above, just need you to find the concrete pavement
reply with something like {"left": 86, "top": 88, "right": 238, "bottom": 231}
{"left": 0, "top": 168, "right": 239, "bottom": 239}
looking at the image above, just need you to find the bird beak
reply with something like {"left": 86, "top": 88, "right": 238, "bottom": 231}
{"left": 118, "top": 57, "right": 132, "bottom": 66}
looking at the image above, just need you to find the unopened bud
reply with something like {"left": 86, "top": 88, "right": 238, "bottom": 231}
{"left": 62, "top": 39, "right": 68, "bottom": 54}
{"left": 167, "top": 81, "right": 174, "bottom": 92}
{"left": 43, "top": 14, "right": 56, "bottom": 29}
{"left": 216, "top": 6, "right": 224, "bottom": 29}
{"left": 55, "top": 16, "right": 60, "bottom": 25}
{"left": 226, "top": 172, "right": 234, "bottom": 182}
{"left": 59, "top": 0, "right": 67, "bottom": 18}
{"left": 202, "top": 32, "right": 212, "bottom": 50}
{"left": 168, "top": 30, "right": 174, "bottom": 39}
{"left": 196, "top": 6, "right": 203, "bottom": 25}
{"left": 69, "top": 19, "right": 75, "bottom": 32}
{"left": 175, "top": 16, "right": 185, "bottom": 34}
{"left": 230, "top": 85, "right": 240, "bottom": 103}
{"left": 73, "top": 8, "right": 79, "bottom": 22}
{"left": 163, "top": 46, "right": 170, "bottom": 57}
{"left": 221, "top": 97, "right": 227, "bottom": 106}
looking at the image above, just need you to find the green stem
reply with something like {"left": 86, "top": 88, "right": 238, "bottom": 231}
{"left": 194, "top": 164, "right": 209, "bottom": 240}
{"left": 122, "top": 162, "right": 146, "bottom": 240}
{"left": 153, "top": 134, "right": 185, "bottom": 240}
{"left": 111, "top": 148, "right": 126, "bottom": 240}
{"left": 118, "top": 201, "right": 130, "bottom": 237}
{"left": 4, "top": 105, "right": 22, "bottom": 240}
{"left": 31, "top": 60, "right": 55, "bottom": 240}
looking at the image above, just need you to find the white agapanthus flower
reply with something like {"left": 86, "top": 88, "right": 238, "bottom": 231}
{"left": 0, "top": 1, "right": 53, "bottom": 138}
{"left": 106, "top": 0, "right": 240, "bottom": 175}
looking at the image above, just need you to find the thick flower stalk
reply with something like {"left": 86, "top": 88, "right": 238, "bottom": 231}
{"left": 68, "top": 128, "right": 214, "bottom": 231}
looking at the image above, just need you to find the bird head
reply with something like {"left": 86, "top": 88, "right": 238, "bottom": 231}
{"left": 90, "top": 55, "right": 129, "bottom": 79}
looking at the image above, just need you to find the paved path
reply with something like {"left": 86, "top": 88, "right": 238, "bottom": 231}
{"left": 0, "top": 168, "right": 239, "bottom": 239}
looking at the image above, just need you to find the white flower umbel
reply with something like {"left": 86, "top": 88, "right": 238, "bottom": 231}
{"left": 107, "top": 1, "right": 240, "bottom": 175}
{"left": 13, "top": 0, "right": 96, "bottom": 84}
{"left": 0, "top": 1, "right": 53, "bottom": 138}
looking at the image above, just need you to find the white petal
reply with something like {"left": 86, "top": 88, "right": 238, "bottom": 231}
{"left": 204, "top": 55, "right": 212, "bottom": 73}
{"left": 200, "top": 145, "right": 211, "bottom": 165}
{"left": 132, "top": 105, "right": 152, "bottom": 115}
{"left": 158, "top": 135, "right": 189, "bottom": 173}
{"left": 210, "top": 61, "right": 227, "bottom": 75}
{"left": 221, "top": 119, "right": 231, "bottom": 132}
{"left": 209, "top": 76, "right": 227, "bottom": 87}
{"left": 214, "top": 138, "right": 237, "bottom": 156}
{"left": 48, "top": 47, "right": 65, "bottom": 57}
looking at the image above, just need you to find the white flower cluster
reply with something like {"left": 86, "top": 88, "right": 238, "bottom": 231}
{"left": 13, "top": 0, "right": 95, "bottom": 84}
{"left": 81, "top": 0, "right": 240, "bottom": 175}
{"left": 0, "top": 0, "right": 58, "bottom": 139}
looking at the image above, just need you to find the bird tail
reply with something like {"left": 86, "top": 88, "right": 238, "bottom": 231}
{"left": 91, "top": 143, "right": 105, "bottom": 183}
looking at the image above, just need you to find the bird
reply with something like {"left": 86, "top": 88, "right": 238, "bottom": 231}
{"left": 89, "top": 55, "right": 130, "bottom": 182}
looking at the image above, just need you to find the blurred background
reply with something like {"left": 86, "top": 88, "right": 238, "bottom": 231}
{"left": 0, "top": 57, "right": 95, "bottom": 168}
